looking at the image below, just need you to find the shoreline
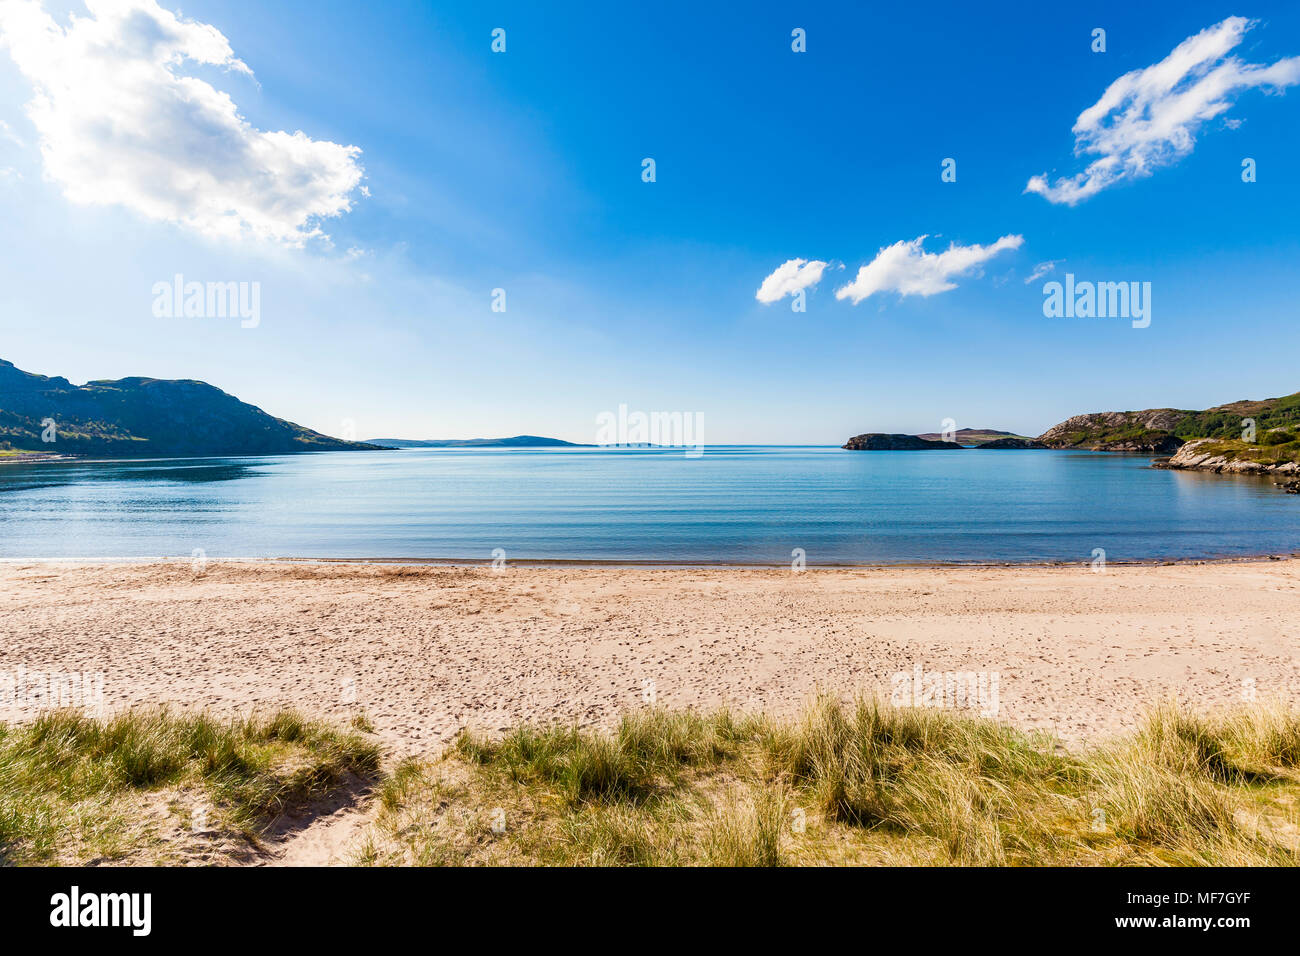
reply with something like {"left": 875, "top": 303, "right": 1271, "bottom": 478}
{"left": 0, "top": 453, "right": 79, "bottom": 464}
{"left": 2, "top": 550, "right": 1298, "bottom": 569}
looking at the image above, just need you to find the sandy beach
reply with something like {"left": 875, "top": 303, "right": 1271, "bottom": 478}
{"left": 1, "top": 559, "right": 1297, "bottom": 750}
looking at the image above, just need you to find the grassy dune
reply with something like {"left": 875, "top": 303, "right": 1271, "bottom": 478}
{"left": 0, "top": 708, "right": 381, "bottom": 865}
{"left": 3, "top": 700, "right": 1297, "bottom": 866}
{"left": 355, "top": 697, "right": 1300, "bottom": 867}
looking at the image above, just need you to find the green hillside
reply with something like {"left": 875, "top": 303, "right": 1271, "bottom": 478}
{"left": 1038, "top": 391, "right": 1300, "bottom": 459}
{"left": 0, "top": 359, "right": 377, "bottom": 458}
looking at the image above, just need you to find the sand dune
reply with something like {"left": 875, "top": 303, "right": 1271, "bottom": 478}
{"left": 1, "top": 560, "right": 1297, "bottom": 749}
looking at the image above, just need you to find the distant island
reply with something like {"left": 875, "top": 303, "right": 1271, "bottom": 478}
{"left": 0, "top": 358, "right": 377, "bottom": 458}
{"left": 365, "top": 436, "right": 590, "bottom": 449}
{"left": 978, "top": 437, "right": 1048, "bottom": 449}
{"left": 843, "top": 434, "right": 963, "bottom": 450}
{"left": 914, "top": 427, "right": 1034, "bottom": 446}
{"left": 841, "top": 432, "right": 1044, "bottom": 450}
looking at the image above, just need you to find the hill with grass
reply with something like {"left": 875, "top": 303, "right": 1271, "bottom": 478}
{"left": 1038, "top": 391, "right": 1300, "bottom": 460}
{"left": 0, "top": 358, "right": 377, "bottom": 458}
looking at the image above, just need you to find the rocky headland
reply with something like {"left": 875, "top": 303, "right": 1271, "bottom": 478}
{"left": 1152, "top": 437, "right": 1300, "bottom": 477}
{"left": 842, "top": 433, "right": 964, "bottom": 450}
{"left": 1036, "top": 409, "right": 1186, "bottom": 453}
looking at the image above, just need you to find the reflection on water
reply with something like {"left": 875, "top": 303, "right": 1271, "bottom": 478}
{"left": 0, "top": 447, "right": 1297, "bottom": 563}
{"left": 0, "top": 458, "right": 262, "bottom": 493}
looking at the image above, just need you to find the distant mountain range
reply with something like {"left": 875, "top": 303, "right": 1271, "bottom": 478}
{"left": 0, "top": 359, "right": 376, "bottom": 458}
{"left": 365, "top": 436, "right": 589, "bottom": 448}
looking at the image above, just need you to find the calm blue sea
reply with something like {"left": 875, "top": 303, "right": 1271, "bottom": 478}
{"left": 0, "top": 446, "right": 1297, "bottom": 564}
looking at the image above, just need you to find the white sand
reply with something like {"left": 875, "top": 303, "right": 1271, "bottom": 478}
{"left": 1, "top": 559, "right": 1297, "bottom": 749}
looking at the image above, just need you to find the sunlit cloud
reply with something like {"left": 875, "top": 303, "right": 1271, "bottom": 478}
{"left": 755, "top": 258, "right": 830, "bottom": 304}
{"left": 1027, "top": 17, "right": 1300, "bottom": 205}
{"left": 0, "top": 0, "right": 365, "bottom": 244}
{"left": 835, "top": 235, "right": 1023, "bottom": 304}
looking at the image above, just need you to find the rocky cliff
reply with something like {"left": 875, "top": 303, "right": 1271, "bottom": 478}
{"left": 1153, "top": 437, "right": 1300, "bottom": 476}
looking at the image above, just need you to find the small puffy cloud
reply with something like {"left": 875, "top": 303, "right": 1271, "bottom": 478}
{"left": 755, "top": 258, "right": 829, "bottom": 304}
{"left": 835, "top": 235, "right": 1023, "bottom": 305}
{"left": 0, "top": 0, "right": 364, "bottom": 244}
{"left": 1027, "top": 17, "right": 1300, "bottom": 205}
{"left": 1024, "top": 260, "right": 1061, "bottom": 285}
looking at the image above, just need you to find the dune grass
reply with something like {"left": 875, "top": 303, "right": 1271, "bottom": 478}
{"left": 354, "top": 697, "right": 1300, "bottom": 867}
{"left": 0, "top": 707, "right": 381, "bottom": 865}
{"left": 5, "top": 699, "right": 1297, "bottom": 866}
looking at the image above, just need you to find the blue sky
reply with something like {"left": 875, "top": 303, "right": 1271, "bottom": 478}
{"left": 1, "top": 0, "right": 1298, "bottom": 444}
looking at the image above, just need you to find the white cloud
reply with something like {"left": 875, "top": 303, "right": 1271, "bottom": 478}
{"left": 1024, "top": 260, "right": 1060, "bottom": 285}
{"left": 1027, "top": 17, "right": 1300, "bottom": 205}
{"left": 0, "top": 0, "right": 364, "bottom": 244}
{"left": 755, "top": 258, "right": 829, "bottom": 303}
{"left": 835, "top": 235, "right": 1023, "bottom": 305}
